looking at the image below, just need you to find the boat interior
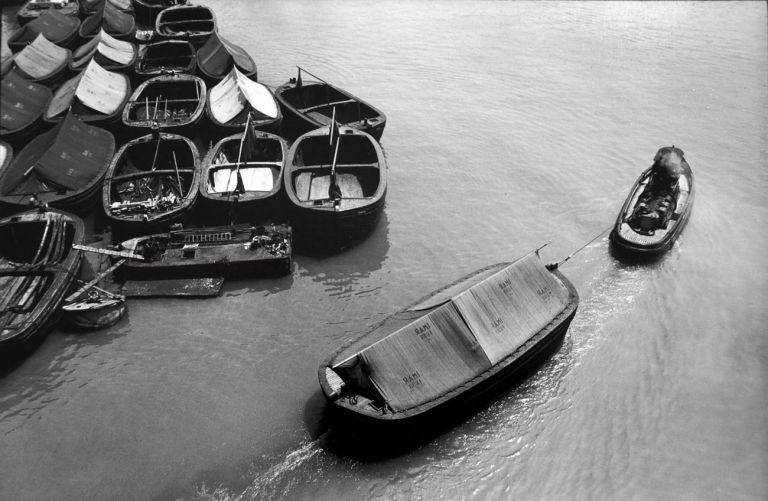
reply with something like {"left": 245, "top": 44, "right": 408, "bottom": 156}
{"left": 623, "top": 169, "right": 691, "bottom": 238}
{"left": 290, "top": 133, "right": 380, "bottom": 204}
{"left": 206, "top": 136, "right": 282, "bottom": 196}
{"left": 137, "top": 41, "right": 195, "bottom": 74}
{"left": 0, "top": 216, "right": 75, "bottom": 266}
{"left": 158, "top": 7, "right": 215, "bottom": 34}
{"left": 283, "top": 83, "right": 380, "bottom": 125}
{"left": 126, "top": 78, "right": 202, "bottom": 124}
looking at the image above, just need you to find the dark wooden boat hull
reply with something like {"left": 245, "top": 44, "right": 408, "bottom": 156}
{"left": 155, "top": 5, "right": 216, "bottom": 47}
{"left": 610, "top": 150, "right": 695, "bottom": 256}
{"left": 122, "top": 74, "right": 207, "bottom": 132}
{"left": 318, "top": 262, "right": 579, "bottom": 431}
{"left": 7, "top": 12, "right": 81, "bottom": 53}
{"left": 134, "top": 40, "right": 197, "bottom": 80}
{"left": 78, "top": 9, "right": 137, "bottom": 42}
{"left": 275, "top": 80, "right": 386, "bottom": 142}
{"left": 17, "top": 1, "right": 80, "bottom": 26}
{"left": 62, "top": 297, "right": 126, "bottom": 330}
{"left": 0, "top": 209, "right": 84, "bottom": 361}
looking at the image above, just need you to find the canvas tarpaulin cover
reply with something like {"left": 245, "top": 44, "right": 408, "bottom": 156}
{"left": 13, "top": 34, "right": 69, "bottom": 79}
{"left": 96, "top": 30, "right": 135, "bottom": 65}
{"left": 74, "top": 59, "right": 129, "bottom": 115}
{"left": 1, "top": 71, "right": 49, "bottom": 131}
{"left": 14, "top": 7, "right": 79, "bottom": 44}
{"left": 358, "top": 302, "right": 491, "bottom": 412}
{"left": 211, "top": 167, "right": 273, "bottom": 193}
{"left": 209, "top": 68, "right": 278, "bottom": 124}
{"left": 197, "top": 32, "right": 256, "bottom": 78}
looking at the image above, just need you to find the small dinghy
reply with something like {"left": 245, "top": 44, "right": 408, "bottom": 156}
{"left": 155, "top": 4, "right": 216, "bottom": 47}
{"left": 0, "top": 112, "right": 115, "bottom": 215}
{"left": 196, "top": 31, "right": 257, "bottom": 83}
{"left": 115, "top": 222, "right": 292, "bottom": 279}
{"left": 45, "top": 59, "right": 131, "bottom": 126}
{"left": 135, "top": 40, "right": 196, "bottom": 80}
{"left": 3, "top": 34, "right": 73, "bottom": 87}
{"left": 122, "top": 73, "right": 207, "bottom": 131}
{"left": 0, "top": 208, "right": 84, "bottom": 359}
{"left": 7, "top": 6, "right": 81, "bottom": 53}
{"left": 610, "top": 146, "right": 695, "bottom": 255}
{"left": 275, "top": 67, "right": 386, "bottom": 141}
{"left": 78, "top": 0, "right": 137, "bottom": 42}
{"left": 207, "top": 67, "right": 281, "bottom": 133}
{"left": 69, "top": 29, "right": 137, "bottom": 73}
{"left": 0, "top": 71, "right": 52, "bottom": 144}
{"left": 17, "top": 0, "right": 80, "bottom": 26}
{"left": 319, "top": 250, "right": 579, "bottom": 430}
{"left": 199, "top": 118, "right": 287, "bottom": 223}
{"left": 61, "top": 254, "right": 127, "bottom": 330}
{"left": 284, "top": 122, "right": 387, "bottom": 248}
{"left": 102, "top": 132, "right": 200, "bottom": 238}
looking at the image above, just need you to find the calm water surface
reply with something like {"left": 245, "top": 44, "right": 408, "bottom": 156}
{"left": 1, "top": 1, "right": 766, "bottom": 500}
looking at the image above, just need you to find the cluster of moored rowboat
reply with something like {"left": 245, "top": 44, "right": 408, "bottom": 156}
{"left": 1, "top": 1, "right": 694, "bottom": 432}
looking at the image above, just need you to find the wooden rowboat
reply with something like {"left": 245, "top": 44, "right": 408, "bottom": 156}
{"left": 78, "top": 1, "right": 137, "bottom": 42}
{"left": 122, "top": 73, "right": 207, "bottom": 131}
{"left": 7, "top": 6, "right": 81, "bottom": 53}
{"left": 206, "top": 67, "right": 281, "bottom": 134}
{"left": 155, "top": 4, "right": 216, "bottom": 47}
{"left": 319, "top": 251, "right": 579, "bottom": 431}
{"left": 0, "top": 112, "right": 115, "bottom": 215}
{"left": 196, "top": 31, "right": 257, "bottom": 83}
{"left": 69, "top": 29, "right": 138, "bottom": 73}
{"left": 3, "top": 34, "right": 73, "bottom": 87}
{"left": 114, "top": 223, "right": 292, "bottom": 279}
{"left": 275, "top": 67, "right": 386, "bottom": 141}
{"left": 133, "top": 0, "right": 185, "bottom": 28}
{"left": 134, "top": 40, "right": 196, "bottom": 79}
{"left": 80, "top": 0, "right": 133, "bottom": 15}
{"left": 0, "top": 71, "right": 52, "bottom": 145}
{"left": 17, "top": 0, "right": 80, "bottom": 26}
{"left": 284, "top": 125, "right": 387, "bottom": 249}
{"left": 610, "top": 146, "right": 695, "bottom": 256}
{"left": 102, "top": 132, "right": 200, "bottom": 239}
{"left": 0, "top": 208, "right": 84, "bottom": 360}
{"left": 45, "top": 58, "right": 132, "bottom": 127}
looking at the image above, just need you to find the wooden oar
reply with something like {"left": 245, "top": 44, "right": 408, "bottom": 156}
{"left": 72, "top": 244, "right": 145, "bottom": 260}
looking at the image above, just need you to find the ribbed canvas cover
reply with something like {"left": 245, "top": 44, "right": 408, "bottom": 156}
{"left": 209, "top": 68, "right": 278, "bottom": 124}
{"left": 75, "top": 59, "right": 129, "bottom": 115}
{"left": 97, "top": 30, "right": 134, "bottom": 64}
{"left": 1, "top": 71, "right": 49, "bottom": 131}
{"left": 102, "top": 1, "right": 135, "bottom": 34}
{"left": 452, "top": 253, "right": 571, "bottom": 364}
{"left": 13, "top": 34, "right": 68, "bottom": 79}
{"left": 359, "top": 302, "right": 491, "bottom": 412}
{"left": 197, "top": 32, "right": 256, "bottom": 78}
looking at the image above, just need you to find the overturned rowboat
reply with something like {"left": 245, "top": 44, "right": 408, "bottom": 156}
{"left": 3, "top": 34, "right": 73, "bottom": 87}
{"left": 45, "top": 58, "right": 132, "bottom": 126}
{"left": 0, "top": 112, "right": 115, "bottom": 215}
{"left": 207, "top": 67, "right": 281, "bottom": 134}
{"left": 275, "top": 67, "right": 386, "bottom": 141}
{"left": 610, "top": 146, "right": 695, "bottom": 256}
{"left": 122, "top": 73, "right": 207, "bottom": 131}
{"left": 70, "top": 29, "right": 137, "bottom": 73}
{"left": 17, "top": 0, "right": 80, "bottom": 26}
{"left": 102, "top": 132, "right": 200, "bottom": 239}
{"left": 114, "top": 222, "right": 292, "bottom": 279}
{"left": 319, "top": 250, "right": 579, "bottom": 430}
{"left": 196, "top": 31, "right": 257, "bottom": 84}
{"left": 135, "top": 40, "right": 196, "bottom": 80}
{"left": 0, "top": 208, "right": 84, "bottom": 360}
{"left": 155, "top": 4, "right": 216, "bottom": 47}
{"left": 7, "top": 6, "right": 81, "bottom": 53}
{"left": 0, "top": 71, "right": 52, "bottom": 145}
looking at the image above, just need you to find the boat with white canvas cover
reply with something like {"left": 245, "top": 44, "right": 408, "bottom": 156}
{"left": 3, "top": 33, "right": 72, "bottom": 87}
{"left": 0, "top": 71, "right": 52, "bottom": 145}
{"left": 7, "top": 6, "right": 80, "bottom": 53}
{"left": 70, "top": 29, "right": 137, "bottom": 73}
{"left": 206, "top": 67, "right": 281, "bottom": 134}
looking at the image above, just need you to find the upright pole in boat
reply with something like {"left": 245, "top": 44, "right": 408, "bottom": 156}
{"left": 172, "top": 150, "right": 183, "bottom": 197}
{"left": 233, "top": 112, "right": 252, "bottom": 194}
{"left": 329, "top": 127, "right": 342, "bottom": 204}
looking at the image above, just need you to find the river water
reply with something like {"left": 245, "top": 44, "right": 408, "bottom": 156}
{"left": 1, "top": 1, "right": 766, "bottom": 500}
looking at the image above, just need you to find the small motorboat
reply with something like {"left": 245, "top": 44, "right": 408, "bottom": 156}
{"left": 115, "top": 223, "right": 292, "bottom": 279}
{"left": 206, "top": 67, "right": 281, "bottom": 134}
{"left": 155, "top": 4, "right": 216, "bottom": 47}
{"left": 3, "top": 34, "right": 73, "bottom": 87}
{"left": 610, "top": 146, "right": 695, "bottom": 255}
{"left": 17, "top": 0, "right": 80, "bottom": 26}
{"left": 318, "top": 250, "right": 579, "bottom": 431}
{"left": 0, "top": 208, "right": 84, "bottom": 359}
{"left": 284, "top": 124, "right": 387, "bottom": 248}
{"left": 196, "top": 31, "right": 257, "bottom": 83}
{"left": 122, "top": 73, "right": 207, "bottom": 131}
{"left": 78, "top": 0, "right": 137, "bottom": 42}
{"left": 0, "top": 71, "right": 52, "bottom": 145}
{"left": 199, "top": 122, "right": 287, "bottom": 223}
{"left": 69, "top": 29, "right": 137, "bottom": 73}
{"left": 45, "top": 58, "right": 132, "bottom": 126}
{"left": 7, "top": 6, "right": 81, "bottom": 53}
{"left": 134, "top": 40, "right": 196, "bottom": 80}
{"left": 275, "top": 67, "right": 386, "bottom": 141}
{"left": 102, "top": 132, "right": 200, "bottom": 238}
{"left": 0, "top": 112, "right": 115, "bottom": 215}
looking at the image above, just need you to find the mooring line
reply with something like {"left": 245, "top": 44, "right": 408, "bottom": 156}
{"left": 547, "top": 224, "right": 613, "bottom": 270}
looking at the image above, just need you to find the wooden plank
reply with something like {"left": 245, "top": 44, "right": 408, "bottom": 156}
{"left": 118, "top": 277, "right": 224, "bottom": 298}
{"left": 65, "top": 259, "right": 126, "bottom": 303}
{"left": 73, "top": 244, "right": 145, "bottom": 261}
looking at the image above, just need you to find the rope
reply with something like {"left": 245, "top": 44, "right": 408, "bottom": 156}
{"left": 547, "top": 225, "right": 613, "bottom": 270}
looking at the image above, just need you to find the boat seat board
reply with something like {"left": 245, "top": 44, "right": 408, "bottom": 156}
{"left": 294, "top": 172, "right": 363, "bottom": 201}
{"left": 356, "top": 301, "right": 492, "bottom": 412}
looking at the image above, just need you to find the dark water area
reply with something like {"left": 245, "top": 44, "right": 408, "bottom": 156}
{"left": 1, "top": 1, "right": 767, "bottom": 500}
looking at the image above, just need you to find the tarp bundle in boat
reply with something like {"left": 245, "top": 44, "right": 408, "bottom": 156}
{"left": 8, "top": 7, "right": 80, "bottom": 50}
{"left": 209, "top": 67, "right": 278, "bottom": 124}
{"left": 1, "top": 71, "right": 50, "bottom": 134}
{"left": 47, "top": 59, "right": 129, "bottom": 119}
{"left": 12, "top": 33, "right": 69, "bottom": 80}
{"left": 197, "top": 32, "right": 256, "bottom": 80}
{"left": 344, "top": 252, "right": 571, "bottom": 411}
{"left": 72, "top": 29, "right": 135, "bottom": 70}
{"left": 2, "top": 112, "right": 114, "bottom": 196}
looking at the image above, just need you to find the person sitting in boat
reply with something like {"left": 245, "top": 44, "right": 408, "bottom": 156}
{"left": 629, "top": 147, "right": 684, "bottom": 234}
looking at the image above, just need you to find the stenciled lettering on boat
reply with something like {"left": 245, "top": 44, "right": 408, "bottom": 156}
{"left": 402, "top": 371, "right": 423, "bottom": 390}
{"left": 414, "top": 321, "right": 432, "bottom": 341}
{"left": 499, "top": 276, "right": 513, "bottom": 295}
{"left": 491, "top": 316, "right": 504, "bottom": 332}
{"left": 536, "top": 286, "right": 552, "bottom": 302}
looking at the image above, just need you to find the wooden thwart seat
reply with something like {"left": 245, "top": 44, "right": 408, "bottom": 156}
{"left": 297, "top": 99, "right": 355, "bottom": 114}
